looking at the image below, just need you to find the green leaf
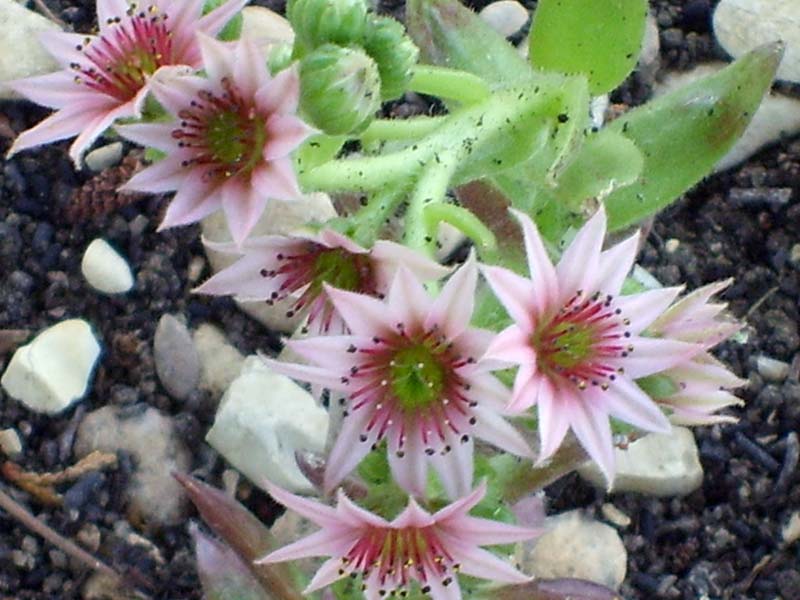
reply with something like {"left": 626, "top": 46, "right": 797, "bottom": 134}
{"left": 203, "top": 0, "right": 243, "bottom": 41}
{"left": 528, "top": 0, "right": 648, "bottom": 95}
{"left": 604, "top": 42, "right": 784, "bottom": 231}
{"left": 553, "top": 129, "right": 644, "bottom": 210}
{"left": 405, "top": 0, "right": 531, "bottom": 87}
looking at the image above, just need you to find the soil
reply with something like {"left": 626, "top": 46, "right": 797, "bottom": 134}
{"left": 0, "top": 0, "right": 798, "bottom": 599}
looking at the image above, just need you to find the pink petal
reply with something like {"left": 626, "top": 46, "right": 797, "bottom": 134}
{"left": 433, "top": 481, "right": 486, "bottom": 522}
{"left": 221, "top": 178, "right": 269, "bottom": 246}
{"left": 336, "top": 491, "right": 390, "bottom": 528}
{"left": 613, "top": 336, "right": 701, "bottom": 378}
{"left": 7, "top": 106, "right": 100, "bottom": 158}
{"left": 323, "top": 408, "right": 376, "bottom": 492}
{"left": 420, "top": 573, "right": 463, "bottom": 600}
{"left": 193, "top": 254, "right": 277, "bottom": 297}
{"left": 443, "top": 537, "right": 531, "bottom": 584}
{"left": 429, "top": 436, "right": 474, "bottom": 499}
{"left": 597, "top": 231, "right": 640, "bottom": 296}
{"left": 150, "top": 74, "right": 207, "bottom": 116}
{"left": 450, "top": 514, "right": 542, "bottom": 546}
{"left": 196, "top": 33, "right": 234, "bottom": 83}
{"left": 233, "top": 38, "right": 270, "bottom": 98}
{"left": 388, "top": 429, "right": 428, "bottom": 498}
{"left": 535, "top": 379, "right": 571, "bottom": 462}
{"left": 264, "top": 114, "right": 315, "bottom": 160}
{"left": 288, "top": 336, "right": 364, "bottom": 372}
{"left": 250, "top": 158, "right": 301, "bottom": 202}
{"left": 255, "top": 66, "right": 301, "bottom": 115}
{"left": 507, "top": 364, "right": 541, "bottom": 412}
{"left": 258, "top": 529, "right": 354, "bottom": 565}
{"left": 262, "top": 483, "right": 340, "bottom": 528}
{"left": 598, "top": 377, "right": 671, "bottom": 434}
{"left": 326, "top": 286, "right": 393, "bottom": 335}
{"left": 481, "top": 265, "right": 537, "bottom": 332}
{"left": 482, "top": 325, "right": 536, "bottom": 366}
{"left": 511, "top": 208, "right": 559, "bottom": 308}
{"left": 116, "top": 122, "right": 178, "bottom": 152}
{"left": 392, "top": 499, "right": 436, "bottom": 529}
{"left": 472, "top": 405, "right": 533, "bottom": 458}
{"left": 556, "top": 207, "right": 606, "bottom": 298}
{"left": 387, "top": 267, "right": 432, "bottom": 327}
{"left": 158, "top": 176, "right": 222, "bottom": 228}
{"left": 426, "top": 254, "right": 478, "bottom": 339}
{"left": 262, "top": 356, "right": 346, "bottom": 390}
{"left": 119, "top": 156, "right": 186, "bottom": 194}
{"left": 196, "top": 0, "right": 249, "bottom": 37}
{"left": 7, "top": 71, "right": 95, "bottom": 109}
{"left": 68, "top": 100, "right": 138, "bottom": 166}
{"left": 304, "top": 557, "right": 353, "bottom": 593}
{"left": 37, "top": 31, "right": 96, "bottom": 68}
{"left": 317, "top": 229, "right": 368, "bottom": 254}
{"left": 463, "top": 374, "right": 512, "bottom": 412}
{"left": 96, "top": 0, "right": 130, "bottom": 31}
{"left": 614, "top": 286, "right": 683, "bottom": 335}
{"left": 568, "top": 396, "right": 615, "bottom": 483}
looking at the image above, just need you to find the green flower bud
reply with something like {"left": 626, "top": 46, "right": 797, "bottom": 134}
{"left": 267, "top": 43, "right": 294, "bottom": 75}
{"left": 287, "top": 0, "right": 368, "bottom": 54}
{"left": 299, "top": 44, "right": 381, "bottom": 136}
{"left": 364, "top": 16, "right": 419, "bottom": 101}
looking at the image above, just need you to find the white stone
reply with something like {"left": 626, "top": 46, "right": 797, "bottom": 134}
{"left": 81, "top": 239, "right": 134, "bottom": 295}
{"left": 201, "top": 193, "right": 337, "bottom": 333}
{"left": 579, "top": 427, "right": 704, "bottom": 497}
{"left": 713, "top": 0, "right": 800, "bottom": 83}
{"left": 0, "top": 428, "right": 22, "bottom": 457}
{"left": 206, "top": 356, "right": 329, "bottom": 493}
{"left": 782, "top": 511, "right": 800, "bottom": 546}
{"left": 0, "top": 0, "right": 60, "bottom": 100}
{"left": 655, "top": 64, "right": 800, "bottom": 172}
{"left": 1, "top": 319, "right": 101, "bottom": 414}
{"left": 756, "top": 355, "right": 790, "bottom": 383}
{"left": 84, "top": 142, "right": 123, "bottom": 173}
{"left": 601, "top": 503, "right": 632, "bottom": 528}
{"left": 153, "top": 314, "right": 200, "bottom": 400}
{"left": 74, "top": 405, "right": 190, "bottom": 529}
{"left": 517, "top": 509, "right": 627, "bottom": 589}
{"left": 192, "top": 324, "right": 245, "bottom": 398}
{"left": 638, "top": 13, "right": 661, "bottom": 73}
{"left": 479, "top": 1, "right": 529, "bottom": 38}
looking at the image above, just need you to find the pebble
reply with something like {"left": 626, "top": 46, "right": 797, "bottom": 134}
{"left": 664, "top": 238, "right": 680, "bottom": 253}
{"left": 192, "top": 323, "right": 245, "bottom": 398}
{"left": 0, "top": 428, "right": 22, "bottom": 457}
{"left": 81, "top": 239, "right": 135, "bottom": 295}
{"left": 201, "top": 192, "right": 337, "bottom": 333}
{"left": 83, "top": 142, "right": 123, "bottom": 173}
{"left": 789, "top": 244, "right": 800, "bottom": 267}
{"left": 713, "top": 0, "right": 800, "bottom": 83}
{"left": 479, "top": 0, "right": 529, "bottom": 38}
{"left": 517, "top": 509, "right": 627, "bottom": 589}
{"left": 0, "top": 0, "right": 60, "bottom": 99}
{"left": 655, "top": 64, "right": 800, "bottom": 172}
{"left": 579, "top": 427, "right": 704, "bottom": 497}
{"left": 153, "top": 314, "right": 200, "bottom": 401}
{"left": 74, "top": 405, "right": 191, "bottom": 529}
{"left": 782, "top": 511, "right": 800, "bottom": 546}
{"left": 206, "top": 356, "right": 329, "bottom": 493}
{"left": 755, "top": 354, "right": 790, "bottom": 382}
{"left": 601, "top": 503, "right": 632, "bottom": 528}
{"left": 729, "top": 187, "right": 793, "bottom": 207}
{"left": 1, "top": 319, "right": 101, "bottom": 414}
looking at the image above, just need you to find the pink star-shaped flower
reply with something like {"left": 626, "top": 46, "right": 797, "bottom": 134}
{"left": 258, "top": 481, "right": 539, "bottom": 600}
{"left": 195, "top": 228, "right": 449, "bottom": 334}
{"left": 482, "top": 208, "right": 701, "bottom": 481}
{"left": 117, "top": 34, "right": 315, "bottom": 245}
{"left": 266, "top": 256, "right": 533, "bottom": 499}
{"left": 6, "top": 0, "right": 246, "bottom": 166}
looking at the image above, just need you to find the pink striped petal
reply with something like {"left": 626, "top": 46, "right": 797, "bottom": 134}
{"left": 614, "top": 286, "right": 683, "bottom": 334}
{"left": 250, "top": 158, "right": 301, "bottom": 202}
{"left": 481, "top": 265, "right": 537, "bottom": 332}
{"left": 255, "top": 66, "right": 301, "bottom": 115}
{"left": 426, "top": 254, "right": 478, "bottom": 339}
{"left": 512, "top": 208, "right": 559, "bottom": 308}
{"left": 264, "top": 114, "right": 315, "bottom": 160}
{"left": 597, "top": 230, "right": 640, "bottom": 296}
{"left": 556, "top": 207, "right": 606, "bottom": 298}
{"left": 568, "top": 396, "right": 615, "bottom": 483}
{"left": 535, "top": 379, "right": 571, "bottom": 462}
{"left": 599, "top": 377, "right": 671, "bottom": 433}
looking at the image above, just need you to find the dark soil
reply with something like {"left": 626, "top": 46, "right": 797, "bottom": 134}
{"left": 0, "top": 0, "right": 798, "bottom": 599}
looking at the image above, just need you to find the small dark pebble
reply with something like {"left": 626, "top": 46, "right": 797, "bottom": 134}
{"left": 729, "top": 187, "right": 793, "bottom": 208}
{"left": 63, "top": 472, "right": 105, "bottom": 511}
{"left": 734, "top": 432, "right": 781, "bottom": 473}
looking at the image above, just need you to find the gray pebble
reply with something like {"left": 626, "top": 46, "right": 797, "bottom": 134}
{"left": 153, "top": 314, "right": 200, "bottom": 400}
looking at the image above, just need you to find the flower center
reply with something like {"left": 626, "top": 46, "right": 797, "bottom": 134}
{"left": 72, "top": 4, "right": 174, "bottom": 102}
{"left": 534, "top": 291, "right": 631, "bottom": 389}
{"left": 311, "top": 248, "right": 372, "bottom": 294}
{"left": 390, "top": 344, "right": 446, "bottom": 412}
{"left": 342, "top": 525, "right": 457, "bottom": 594}
{"left": 173, "top": 79, "right": 267, "bottom": 182}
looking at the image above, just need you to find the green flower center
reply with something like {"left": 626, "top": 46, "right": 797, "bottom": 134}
{"left": 536, "top": 320, "right": 596, "bottom": 371}
{"left": 204, "top": 109, "right": 267, "bottom": 175}
{"left": 390, "top": 344, "right": 446, "bottom": 412}
{"left": 311, "top": 248, "right": 370, "bottom": 293}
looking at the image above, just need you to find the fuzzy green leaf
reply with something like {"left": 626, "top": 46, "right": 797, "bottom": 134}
{"left": 604, "top": 42, "right": 783, "bottom": 231}
{"left": 528, "top": 0, "right": 647, "bottom": 95}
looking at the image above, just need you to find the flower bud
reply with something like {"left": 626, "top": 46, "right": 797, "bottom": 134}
{"left": 287, "top": 0, "right": 368, "bottom": 54}
{"left": 364, "top": 16, "right": 419, "bottom": 100}
{"left": 267, "top": 43, "right": 294, "bottom": 75}
{"left": 299, "top": 44, "right": 381, "bottom": 135}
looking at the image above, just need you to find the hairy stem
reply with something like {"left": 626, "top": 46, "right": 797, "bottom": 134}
{"left": 410, "top": 65, "right": 491, "bottom": 105}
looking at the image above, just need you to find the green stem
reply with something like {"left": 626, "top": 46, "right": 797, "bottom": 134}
{"left": 359, "top": 116, "right": 447, "bottom": 145}
{"left": 404, "top": 151, "right": 459, "bottom": 254}
{"left": 423, "top": 202, "right": 497, "bottom": 260}
{"left": 409, "top": 65, "right": 490, "bottom": 105}
{"left": 350, "top": 186, "right": 407, "bottom": 247}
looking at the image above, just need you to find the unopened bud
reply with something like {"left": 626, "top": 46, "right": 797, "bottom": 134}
{"left": 287, "top": 0, "right": 368, "bottom": 54}
{"left": 299, "top": 44, "right": 381, "bottom": 135}
{"left": 364, "top": 16, "right": 419, "bottom": 100}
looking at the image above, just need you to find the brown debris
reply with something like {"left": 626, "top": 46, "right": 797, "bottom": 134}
{"left": 2, "top": 450, "right": 118, "bottom": 506}
{"left": 64, "top": 150, "right": 149, "bottom": 222}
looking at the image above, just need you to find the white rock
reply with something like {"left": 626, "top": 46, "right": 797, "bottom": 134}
{"left": 84, "top": 142, "right": 123, "bottom": 173}
{"left": 713, "top": 0, "right": 800, "bottom": 83}
{"left": 153, "top": 314, "right": 200, "bottom": 400}
{"left": 756, "top": 355, "right": 790, "bottom": 383}
{"left": 479, "top": 0, "right": 529, "bottom": 38}
{"left": 201, "top": 193, "right": 337, "bottom": 333}
{"left": 206, "top": 356, "right": 329, "bottom": 493}
{"left": 74, "top": 405, "right": 190, "bottom": 529}
{"left": 81, "top": 239, "right": 134, "bottom": 295}
{"left": 192, "top": 324, "right": 245, "bottom": 398}
{"left": 1, "top": 319, "right": 100, "bottom": 414}
{"left": 782, "top": 511, "right": 800, "bottom": 546}
{"left": 0, "top": 428, "right": 22, "bottom": 457}
{"left": 579, "top": 427, "right": 704, "bottom": 497}
{"left": 601, "top": 503, "right": 632, "bottom": 528}
{"left": 655, "top": 64, "right": 800, "bottom": 172}
{"left": 0, "top": 0, "right": 60, "bottom": 99}
{"left": 517, "top": 509, "right": 627, "bottom": 589}
{"left": 638, "top": 12, "right": 661, "bottom": 73}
